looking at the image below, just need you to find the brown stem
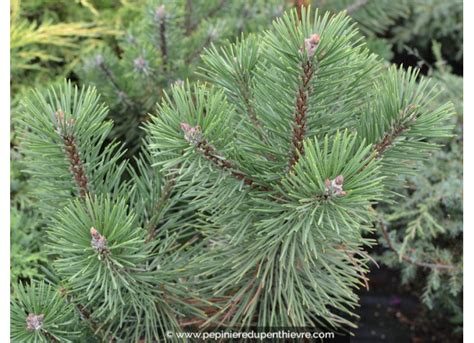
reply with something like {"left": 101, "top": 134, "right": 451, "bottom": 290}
{"left": 62, "top": 134, "right": 89, "bottom": 198}
{"left": 288, "top": 60, "right": 314, "bottom": 170}
{"left": 372, "top": 104, "right": 419, "bottom": 158}
{"left": 239, "top": 83, "right": 274, "bottom": 151}
{"left": 379, "top": 221, "right": 459, "bottom": 272}
{"left": 158, "top": 15, "right": 168, "bottom": 72}
{"left": 293, "top": 0, "right": 310, "bottom": 20}
{"left": 195, "top": 138, "right": 269, "bottom": 191}
{"left": 41, "top": 330, "right": 59, "bottom": 342}
{"left": 74, "top": 303, "right": 112, "bottom": 340}
{"left": 373, "top": 125, "right": 407, "bottom": 157}
{"left": 185, "top": 35, "right": 212, "bottom": 65}
{"left": 234, "top": 80, "right": 274, "bottom": 155}
{"left": 243, "top": 94, "right": 260, "bottom": 131}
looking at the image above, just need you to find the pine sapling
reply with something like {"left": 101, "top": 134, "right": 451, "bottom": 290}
{"left": 147, "top": 7, "right": 454, "bottom": 330}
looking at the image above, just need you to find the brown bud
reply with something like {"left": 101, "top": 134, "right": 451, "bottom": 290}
{"left": 303, "top": 34, "right": 320, "bottom": 58}
{"left": 155, "top": 5, "right": 165, "bottom": 21}
{"left": 26, "top": 313, "right": 45, "bottom": 332}
{"left": 334, "top": 175, "right": 344, "bottom": 185}
{"left": 180, "top": 122, "right": 191, "bottom": 132}
{"left": 55, "top": 110, "right": 65, "bottom": 123}
{"left": 324, "top": 175, "right": 347, "bottom": 197}
{"left": 90, "top": 227, "right": 99, "bottom": 238}
{"left": 180, "top": 122, "right": 202, "bottom": 145}
{"left": 90, "top": 227, "right": 109, "bottom": 254}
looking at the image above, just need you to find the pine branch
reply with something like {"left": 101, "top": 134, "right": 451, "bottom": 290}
{"left": 373, "top": 125, "right": 407, "bottom": 157}
{"left": 11, "top": 282, "right": 82, "bottom": 341}
{"left": 42, "top": 330, "right": 59, "bottom": 343}
{"left": 59, "top": 286, "right": 111, "bottom": 340}
{"left": 55, "top": 111, "right": 90, "bottom": 198}
{"left": 75, "top": 303, "right": 104, "bottom": 337}
{"left": 237, "top": 78, "right": 271, "bottom": 147}
{"left": 20, "top": 81, "right": 130, "bottom": 214}
{"left": 199, "top": 36, "right": 271, "bottom": 147}
{"left": 180, "top": 123, "right": 268, "bottom": 191}
{"left": 184, "top": 0, "right": 193, "bottom": 35}
{"left": 159, "top": 17, "right": 168, "bottom": 72}
{"left": 185, "top": 35, "right": 213, "bottom": 65}
{"left": 288, "top": 35, "right": 319, "bottom": 170}
{"left": 242, "top": 88, "right": 261, "bottom": 132}
{"left": 373, "top": 104, "right": 417, "bottom": 157}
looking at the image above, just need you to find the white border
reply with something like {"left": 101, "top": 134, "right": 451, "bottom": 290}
{"left": 1, "top": 0, "right": 10, "bottom": 340}
{"left": 0, "top": 1, "right": 468, "bottom": 342}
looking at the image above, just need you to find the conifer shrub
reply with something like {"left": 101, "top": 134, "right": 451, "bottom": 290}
{"left": 11, "top": 7, "right": 455, "bottom": 342}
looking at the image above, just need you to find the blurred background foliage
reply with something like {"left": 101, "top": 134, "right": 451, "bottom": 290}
{"left": 10, "top": 0, "right": 463, "bottom": 335}
{"left": 376, "top": 42, "right": 463, "bottom": 332}
{"left": 77, "top": 0, "right": 285, "bottom": 151}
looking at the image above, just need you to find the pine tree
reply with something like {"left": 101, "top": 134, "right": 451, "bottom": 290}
{"left": 146, "top": 7, "right": 454, "bottom": 329}
{"left": 11, "top": 7, "right": 454, "bottom": 342}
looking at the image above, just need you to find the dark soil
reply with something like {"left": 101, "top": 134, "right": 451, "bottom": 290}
{"left": 353, "top": 266, "right": 462, "bottom": 343}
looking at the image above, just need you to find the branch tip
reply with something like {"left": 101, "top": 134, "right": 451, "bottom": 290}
{"left": 90, "top": 227, "right": 109, "bottom": 255}
{"left": 26, "top": 313, "right": 45, "bottom": 332}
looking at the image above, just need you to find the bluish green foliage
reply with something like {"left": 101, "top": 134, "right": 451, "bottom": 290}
{"left": 18, "top": 81, "right": 129, "bottom": 215}
{"left": 147, "top": 7, "right": 453, "bottom": 330}
{"left": 11, "top": 282, "right": 82, "bottom": 342}
{"left": 307, "top": 0, "right": 463, "bottom": 330}
{"left": 14, "top": 81, "right": 208, "bottom": 341}
{"left": 11, "top": 4, "right": 458, "bottom": 342}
